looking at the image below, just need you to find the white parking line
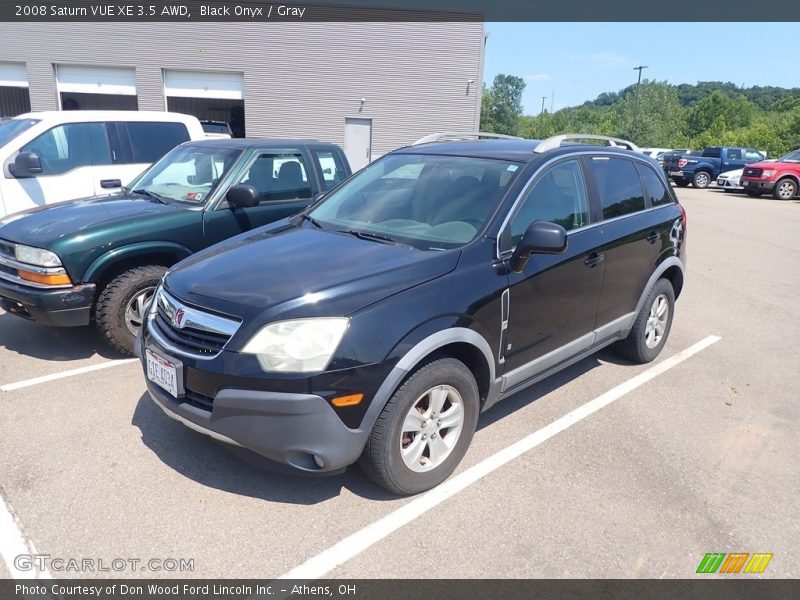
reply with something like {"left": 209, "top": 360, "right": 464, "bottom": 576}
{"left": 0, "top": 359, "right": 138, "bottom": 393}
{"left": 0, "top": 491, "right": 52, "bottom": 579}
{"left": 279, "top": 335, "right": 722, "bottom": 580}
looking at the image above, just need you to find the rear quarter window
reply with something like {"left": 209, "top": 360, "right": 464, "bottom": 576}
{"left": 126, "top": 122, "right": 190, "bottom": 164}
{"left": 635, "top": 162, "right": 673, "bottom": 207}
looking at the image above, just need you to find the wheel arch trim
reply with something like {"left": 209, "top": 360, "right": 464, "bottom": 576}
{"left": 82, "top": 242, "right": 193, "bottom": 283}
{"left": 633, "top": 256, "right": 684, "bottom": 318}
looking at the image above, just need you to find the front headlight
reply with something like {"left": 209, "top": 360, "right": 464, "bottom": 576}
{"left": 762, "top": 170, "right": 776, "bottom": 178}
{"left": 15, "top": 244, "right": 62, "bottom": 267}
{"left": 241, "top": 318, "right": 349, "bottom": 373}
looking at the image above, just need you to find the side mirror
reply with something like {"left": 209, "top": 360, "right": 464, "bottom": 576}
{"left": 226, "top": 184, "right": 259, "bottom": 208}
{"left": 509, "top": 220, "right": 568, "bottom": 273}
{"left": 11, "top": 152, "right": 43, "bottom": 177}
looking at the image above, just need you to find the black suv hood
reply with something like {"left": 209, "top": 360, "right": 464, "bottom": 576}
{"left": 0, "top": 194, "right": 182, "bottom": 247}
{"left": 164, "top": 224, "right": 460, "bottom": 325}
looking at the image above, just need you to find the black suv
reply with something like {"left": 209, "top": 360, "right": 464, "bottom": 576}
{"left": 138, "top": 133, "right": 687, "bottom": 495}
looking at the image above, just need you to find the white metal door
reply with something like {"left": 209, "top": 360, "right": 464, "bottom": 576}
{"left": 344, "top": 118, "right": 372, "bottom": 171}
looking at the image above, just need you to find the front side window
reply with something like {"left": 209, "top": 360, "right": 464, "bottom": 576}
{"left": 589, "top": 157, "right": 645, "bottom": 219}
{"left": 746, "top": 149, "right": 765, "bottom": 161}
{"left": 309, "top": 153, "right": 521, "bottom": 250}
{"left": 129, "top": 144, "right": 241, "bottom": 204}
{"left": 636, "top": 163, "right": 673, "bottom": 207}
{"left": 509, "top": 159, "right": 589, "bottom": 247}
{"left": 20, "top": 123, "right": 107, "bottom": 175}
{"left": 125, "top": 122, "right": 190, "bottom": 164}
{"left": 239, "top": 153, "right": 312, "bottom": 202}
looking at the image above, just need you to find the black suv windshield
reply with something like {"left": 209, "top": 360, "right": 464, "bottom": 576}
{"left": 309, "top": 153, "right": 522, "bottom": 250}
{"left": 0, "top": 118, "right": 39, "bottom": 147}
{"left": 778, "top": 150, "right": 800, "bottom": 163}
{"left": 128, "top": 145, "right": 242, "bottom": 204}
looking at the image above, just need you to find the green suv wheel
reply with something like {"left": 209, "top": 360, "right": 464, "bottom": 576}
{"left": 96, "top": 265, "right": 167, "bottom": 356}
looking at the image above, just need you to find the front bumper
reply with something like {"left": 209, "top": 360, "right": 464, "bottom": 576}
{"left": 716, "top": 178, "right": 742, "bottom": 189}
{"left": 741, "top": 179, "right": 776, "bottom": 192}
{"left": 0, "top": 278, "right": 95, "bottom": 326}
{"left": 138, "top": 327, "right": 375, "bottom": 473}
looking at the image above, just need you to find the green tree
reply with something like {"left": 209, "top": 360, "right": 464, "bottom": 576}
{"left": 480, "top": 75, "right": 526, "bottom": 136}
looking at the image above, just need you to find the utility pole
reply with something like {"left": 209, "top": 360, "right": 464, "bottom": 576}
{"left": 540, "top": 96, "right": 547, "bottom": 115}
{"left": 551, "top": 91, "right": 554, "bottom": 113}
{"left": 630, "top": 65, "right": 649, "bottom": 141}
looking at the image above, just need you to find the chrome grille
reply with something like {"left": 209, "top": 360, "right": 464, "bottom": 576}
{"left": 743, "top": 167, "right": 762, "bottom": 177}
{"left": 148, "top": 288, "right": 240, "bottom": 359}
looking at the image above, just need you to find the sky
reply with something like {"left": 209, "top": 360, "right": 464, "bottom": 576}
{"left": 483, "top": 23, "right": 800, "bottom": 115}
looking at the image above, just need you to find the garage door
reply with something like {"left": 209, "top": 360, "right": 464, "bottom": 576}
{"left": 163, "top": 70, "right": 243, "bottom": 100}
{"left": 56, "top": 65, "right": 137, "bottom": 96}
{"left": 0, "top": 62, "right": 28, "bottom": 88}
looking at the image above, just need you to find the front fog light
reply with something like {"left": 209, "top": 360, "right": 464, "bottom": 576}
{"left": 241, "top": 317, "right": 349, "bottom": 373}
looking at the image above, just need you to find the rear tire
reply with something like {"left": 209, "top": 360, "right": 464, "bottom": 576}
{"left": 674, "top": 179, "right": 690, "bottom": 188}
{"left": 692, "top": 171, "right": 711, "bottom": 189}
{"left": 614, "top": 278, "right": 675, "bottom": 364}
{"left": 773, "top": 178, "right": 797, "bottom": 200}
{"left": 746, "top": 190, "right": 763, "bottom": 197}
{"left": 359, "top": 358, "right": 479, "bottom": 495}
{"left": 96, "top": 265, "right": 166, "bottom": 356}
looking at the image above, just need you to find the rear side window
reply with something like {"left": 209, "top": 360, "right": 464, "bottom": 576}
{"left": 588, "top": 157, "right": 645, "bottom": 219}
{"left": 727, "top": 148, "right": 743, "bottom": 160}
{"left": 126, "top": 122, "right": 190, "bottom": 163}
{"left": 313, "top": 149, "right": 348, "bottom": 190}
{"left": 635, "top": 163, "right": 673, "bottom": 207}
{"left": 510, "top": 159, "right": 589, "bottom": 246}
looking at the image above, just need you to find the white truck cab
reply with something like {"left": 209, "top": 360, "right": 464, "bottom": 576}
{"left": 0, "top": 111, "right": 205, "bottom": 217}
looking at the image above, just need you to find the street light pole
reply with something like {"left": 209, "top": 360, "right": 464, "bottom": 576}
{"left": 630, "top": 65, "right": 649, "bottom": 141}
{"left": 541, "top": 96, "right": 547, "bottom": 115}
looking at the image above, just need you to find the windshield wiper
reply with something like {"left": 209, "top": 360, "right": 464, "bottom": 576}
{"left": 132, "top": 189, "right": 168, "bottom": 204}
{"left": 340, "top": 229, "right": 401, "bottom": 245}
{"left": 299, "top": 213, "right": 323, "bottom": 229}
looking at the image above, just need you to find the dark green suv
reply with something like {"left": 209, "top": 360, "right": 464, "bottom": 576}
{"left": 0, "top": 139, "right": 351, "bottom": 354}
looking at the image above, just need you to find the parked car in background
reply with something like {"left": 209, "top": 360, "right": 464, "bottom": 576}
{"left": 741, "top": 149, "right": 800, "bottom": 199}
{"left": 663, "top": 146, "right": 765, "bottom": 189}
{"left": 0, "top": 111, "right": 206, "bottom": 218}
{"left": 0, "top": 139, "right": 351, "bottom": 355}
{"left": 640, "top": 147, "right": 672, "bottom": 159}
{"left": 200, "top": 120, "right": 233, "bottom": 139}
{"left": 716, "top": 168, "right": 744, "bottom": 192}
{"left": 138, "top": 133, "right": 687, "bottom": 495}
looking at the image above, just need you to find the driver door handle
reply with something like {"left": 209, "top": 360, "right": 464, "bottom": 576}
{"left": 584, "top": 252, "right": 604, "bottom": 268}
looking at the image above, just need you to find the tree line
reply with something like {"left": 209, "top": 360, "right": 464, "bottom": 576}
{"left": 480, "top": 76, "right": 800, "bottom": 157}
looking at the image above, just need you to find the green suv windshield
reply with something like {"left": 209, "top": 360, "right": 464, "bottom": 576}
{"left": 778, "top": 150, "right": 800, "bottom": 163}
{"left": 128, "top": 145, "right": 242, "bottom": 204}
{"left": 309, "top": 154, "right": 521, "bottom": 250}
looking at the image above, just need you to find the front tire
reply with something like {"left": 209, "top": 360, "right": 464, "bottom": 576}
{"left": 746, "top": 190, "right": 763, "bottom": 197}
{"left": 614, "top": 278, "right": 676, "bottom": 364}
{"left": 773, "top": 178, "right": 797, "bottom": 200}
{"left": 692, "top": 171, "right": 711, "bottom": 189}
{"left": 674, "top": 179, "right": 690, "bottom": 188}
{"left": 95, "top": 265, "right": 167, "bottom": 356}
{"left": 359, "top": 358, "right": 480, "bottom": 495}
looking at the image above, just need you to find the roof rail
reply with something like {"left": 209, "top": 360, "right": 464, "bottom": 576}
{"left": 412, "top": 131, "right": 523, "bottom": 145}
{"left": 534, "top": 134, "right": 640, "bottom": 154}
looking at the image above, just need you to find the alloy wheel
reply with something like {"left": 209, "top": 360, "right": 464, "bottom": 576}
{"left": 400, "top": 384, "right": 465, "bottom": 473}
{"left": 645, "top": 293, "right": 669, "bottom": 349}
{"left": 124, "top": 286, "right": 156, "bottom": 336}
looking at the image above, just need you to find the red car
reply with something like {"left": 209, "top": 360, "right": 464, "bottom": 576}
{"left": 741, "top": 149, "right": 800, "bottom": 200}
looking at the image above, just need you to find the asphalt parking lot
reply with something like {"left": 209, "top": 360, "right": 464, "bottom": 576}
{"left": 1, "top": 186, "right": 798, "bottom": 579}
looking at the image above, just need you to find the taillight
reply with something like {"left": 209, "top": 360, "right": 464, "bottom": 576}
{"left": 678, "top": 159, "right": 688, "bottom": 168}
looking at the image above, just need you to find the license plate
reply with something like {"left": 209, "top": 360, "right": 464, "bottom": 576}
{"left": 146, "top": 349, "right": 178, "bottom": 398}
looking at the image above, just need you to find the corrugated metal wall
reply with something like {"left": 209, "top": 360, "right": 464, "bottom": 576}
{"left": 0, "top": 21, "right": 483, "bottom": 156}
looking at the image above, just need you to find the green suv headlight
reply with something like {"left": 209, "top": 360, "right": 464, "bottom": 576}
{"left": 241, "top": 318, "right": 349, "bottom": 373}
{"left": 15, "top": 244, "right": 62, "bottom": 267}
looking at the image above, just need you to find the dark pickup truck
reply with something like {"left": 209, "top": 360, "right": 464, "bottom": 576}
{"left": 664, "top": 146, "right": 766, "bottom": 188}
{"left": 0, "top": 138, "right": 351, "bottom": 354}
